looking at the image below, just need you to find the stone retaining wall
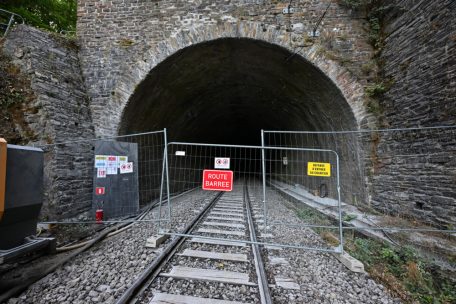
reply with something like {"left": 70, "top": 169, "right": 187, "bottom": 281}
{"left": 2, "top": 25, "right": 95, "bottom": 220}
{"left": 369, "top": 0, "right": 456, "bottom": 227}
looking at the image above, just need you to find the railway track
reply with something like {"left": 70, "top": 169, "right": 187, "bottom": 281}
{"left": 2, "top": 183, "right": 402, "bottom": 304}
{"left": 117, "top": 182, "right": 273, "bottom": 304}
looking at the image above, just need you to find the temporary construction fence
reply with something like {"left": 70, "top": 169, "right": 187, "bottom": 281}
{"left": 34, "top": 125, "right": 455, "bottom": 256}
{"left": 157, "top": 142, "right": 344, "bottom": 253}
{"left": 38, "top": 129, "right": 167, "bottom": 224}
{"left": 262, "top": 126, "right": 456, "bottom": 256}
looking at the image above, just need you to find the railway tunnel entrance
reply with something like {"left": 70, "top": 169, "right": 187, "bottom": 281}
{"left": 119, "top": 38, "right": 357, "bottom": 144}
{"left": 119, "top": 38, "right": 365, "bottom": 205}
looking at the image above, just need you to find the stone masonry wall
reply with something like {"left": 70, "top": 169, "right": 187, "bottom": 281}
{"left": 74, "top": 0, "right": 456, "bottom": 228}
{"left": 2, "top": 1, "right": 453, "bottom": 227}
{"left": 76, "top": 0, "right": 376, "bottom": 137}
{"left": 2, "top": 25, "right": 95, "bottom": 220}
{"left": 370, "top": 0, "right": 455, "bottom": 228}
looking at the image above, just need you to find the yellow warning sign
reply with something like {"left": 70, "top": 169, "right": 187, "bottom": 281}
{"left": 307, "top": 162, "right": 331, "bottom": 177}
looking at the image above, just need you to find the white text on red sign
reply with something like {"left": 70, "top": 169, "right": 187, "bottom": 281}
{"left": 202, "top": 169, "right": 233, "bottom": 191}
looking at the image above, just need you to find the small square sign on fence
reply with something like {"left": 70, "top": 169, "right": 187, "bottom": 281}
{"left": 95, "top": 187, "right": 105, "bottom": 195}
{"left": 214, "top": 157, "right": 230, "bottom": 169}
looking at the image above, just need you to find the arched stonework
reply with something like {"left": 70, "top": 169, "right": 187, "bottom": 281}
{"left": 96, "top": 21, "right": 369, "bottom": 137}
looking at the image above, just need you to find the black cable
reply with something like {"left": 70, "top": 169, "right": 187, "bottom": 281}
{"left": 312, "top": 1, "right": 332, "bottom": 34}
{"left": 319, "top": 183, "right": 328, "bottom": 198}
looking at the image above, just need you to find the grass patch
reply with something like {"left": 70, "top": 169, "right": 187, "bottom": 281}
{"left": 345, "top": 237, "right": 456, "bottom": 303}
{"left": 295, "top": 206, "right": 332, "bottom": 226}
{"left": 293, "top": 201, "right": 455, "bottom": 303}
{"left": 342, "top": 213, "right": 358, "bottom": 222}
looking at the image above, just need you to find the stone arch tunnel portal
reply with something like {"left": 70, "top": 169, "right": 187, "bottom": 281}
{"left": 119, "top": 38, "right": 363, "bottom": 202}
{"left": 119, "top": 38, "right": 357, "bottom": 144}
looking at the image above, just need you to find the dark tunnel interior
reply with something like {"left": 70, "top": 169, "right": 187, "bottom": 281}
{"left": 119, "top": 38, "right": 364, "bottom": 203}
{"left": 119, "top": 38, "right": 357, "bottom": 145}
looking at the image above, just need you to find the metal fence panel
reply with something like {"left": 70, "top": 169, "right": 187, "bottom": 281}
{"left": 39, "top": 130, "right": 167, "bottom": 223}
{"left": 158, "top": 142, "right": 343, "bottom": 253}
{"left": 262, "top": 127, "right": 456, "bottom": 258}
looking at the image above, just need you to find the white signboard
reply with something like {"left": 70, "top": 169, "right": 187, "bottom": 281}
{"left": 107, "top": 156, "right": 118, "bottom": 168}
{"left": 94, "top": 155, "right": 108, "bottom": 168}
{"left": 97, "top": 168, "right": 107, "bottom": 178}
{"left": 120, "top": 162, "right": 134, "bottom": 174}
{"left": 175, "top": 151, "right": 186, "bottom": 156}
{"left": 214, "top": 157, "right": 230, "bottom": 169}
{"left": 106, "top": 167, "right": 117, "bottom": 175}
{"left": 118, "top": 156, "right": 128, "bottom": 166}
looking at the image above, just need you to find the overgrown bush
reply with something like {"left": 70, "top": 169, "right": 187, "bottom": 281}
{"left": 0, "top": 0, "right": 76, "bottom": 33}
{"left": 347, "top": 237, "right": 456, "bottom": 303}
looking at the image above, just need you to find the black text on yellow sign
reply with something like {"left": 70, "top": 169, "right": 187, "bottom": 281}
{"left": 307, "top": 162, "right": 331, "bottom": 177}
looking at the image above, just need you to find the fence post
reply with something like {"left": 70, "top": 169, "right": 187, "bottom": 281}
{"left": 261, "top": 130, "right": 267, "bottom": 233}
{"left": 335, "top": 152, "right": 344, "bottom": 254}
{"left": 164, "top": 129, "right": 171, "bottom": 227}
{"left": 157, "top": 128, "right": 169, "bottom": 234}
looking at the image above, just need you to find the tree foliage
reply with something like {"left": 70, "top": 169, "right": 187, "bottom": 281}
{"left": 0, "top": 0, "right": 77, "bottom": 33}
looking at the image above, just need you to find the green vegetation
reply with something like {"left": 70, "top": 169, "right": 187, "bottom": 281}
{"left": 295, "top": 206, "right": 332, "bottom": 226}
{"left": 339, "top": 0, "right": 387, "bottom": 50}
{"left": 294, "top": 202, "right": 455, "bottom": 304}
{"left": 0, "top": 0, "right": 76, "bottom": 33}
{"left": 346, "top": 237, "right": 456, "bottom": 304}
{"left": 365, "top": 81, "right": 391, "bottom": 98}
{"left": 0, "top": 53, "right": 37, "bottom": 144}
{"left": 0, "top": 54, "right": 27, "bottom": 109}
{"left": 342, "top": 213, "right": 357, "bottom": 222}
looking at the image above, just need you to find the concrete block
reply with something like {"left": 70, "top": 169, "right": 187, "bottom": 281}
{"left": 145, "top": 234, "right": 169, "bottom": 248}
{"left": 333, "top": 252, "right": 365, "bottom": 273}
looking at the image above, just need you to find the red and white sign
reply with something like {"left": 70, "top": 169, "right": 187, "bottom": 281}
{"left": 107, "top": 156, "right": 118, "bottom": 168}
{"left": 95, "top": 187, "right": 105, "bottom": 195}
{"left": 97, "top": 168, "right": 107, "bottom": 178}
{"left": 214, "top": 157, "right": 230, "bottom": 169}
{"left": 202, "top": 170, "right": 233, "bottom": 192}
{"left": 120, "top": 162, "right": 133, "bottom": 174}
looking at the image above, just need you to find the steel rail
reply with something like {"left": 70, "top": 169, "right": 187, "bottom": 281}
{"left": 245, "top": 184, "right": 273, "bottom": 304}
{"left": 115, "top": 192, "right": 223, "bottom": 304}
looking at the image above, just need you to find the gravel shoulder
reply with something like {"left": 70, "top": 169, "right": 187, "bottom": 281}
{"left": 4, "top": 190, "right": 215, "bottom": 304}
{"left": 249, "top": 185, "right": 403, "bottom": 304}
{"left": 3, "top": 185, "right": 404, "bottom": 304}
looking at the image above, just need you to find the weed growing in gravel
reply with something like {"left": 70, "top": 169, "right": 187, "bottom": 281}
{"left": 345, "top": 237, "right": 456, "bottom": 304}
{"left": 293, "top": 201, "right": 455, "bottom": 303}
{"left": 295, "top": 207, "right": 332, "bottom": 226}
